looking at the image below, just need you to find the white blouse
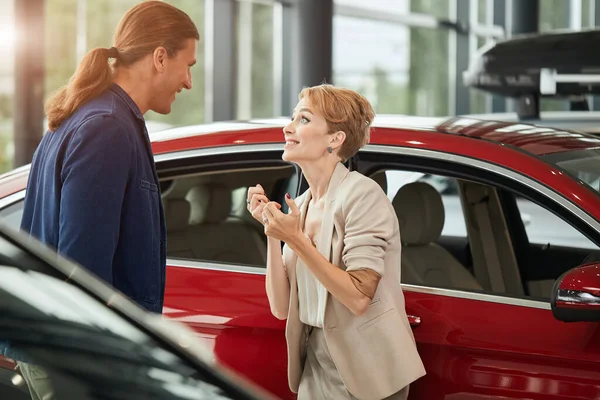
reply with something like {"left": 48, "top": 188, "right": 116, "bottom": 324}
{"left": 296, "top": 253, "right": 328, "bottom": 328}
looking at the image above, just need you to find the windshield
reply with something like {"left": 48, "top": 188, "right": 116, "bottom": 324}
{"left": 0, "top": 266, "right": 248, "bottom": 400}
{"left": 543, "top": 148, "right": 600, "bottom": 193}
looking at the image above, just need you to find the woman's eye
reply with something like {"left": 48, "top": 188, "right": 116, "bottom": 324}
{"left": 301, "top": 117, "right": 309, "bottom": 124}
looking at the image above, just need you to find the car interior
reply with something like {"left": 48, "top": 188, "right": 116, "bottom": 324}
{"left": 370, "top": 169, "right": 600, "bottom": 300}
{"left": 160, "top": 165, "right": 297, "bottom": 266}
{"left": 157, "top": 159, "right": 600, "bottom": 302}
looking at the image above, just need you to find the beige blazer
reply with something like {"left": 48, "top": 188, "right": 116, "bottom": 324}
{"left": 283, "top": 163, "right": 426, "bottom": 400}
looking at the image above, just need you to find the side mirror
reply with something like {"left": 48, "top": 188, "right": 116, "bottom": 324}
{"left": 551, "top": 263, "right": 600, "bottom": 322}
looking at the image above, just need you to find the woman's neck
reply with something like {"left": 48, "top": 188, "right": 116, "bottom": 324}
{"left": 300, "top": 160, "right": 339, "bottom": 203}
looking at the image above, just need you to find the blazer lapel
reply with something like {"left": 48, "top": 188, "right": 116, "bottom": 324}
{"left": 287, "top": 191, "right": 311, "bottom": 278}
{"left": 317, "top": 162, "right": 349, "bottom": 262}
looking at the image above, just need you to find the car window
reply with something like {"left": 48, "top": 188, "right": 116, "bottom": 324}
{"left": 372, "top": 167, "right": 600, "bottom": 301}
{"left": 161, "top": 164, "right": 296, "bottom": 267}
{"left": 376, "top": 169, "right": 477, "bottom": 291}
{"left": 508, "top": 193, "right": 600, "bottom": 300}
{"left": 384, "top": 170, "right": 467, "bottom": 238}
{"left": 0, "top": 163, "right": 298, "bottom": 268}
{"left": 515, "top": 197, "right": 598, "bottom": 249}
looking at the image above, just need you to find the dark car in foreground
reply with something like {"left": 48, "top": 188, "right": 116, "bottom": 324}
{"left": 0, "top": 224, "right": 273, "bottom": 400}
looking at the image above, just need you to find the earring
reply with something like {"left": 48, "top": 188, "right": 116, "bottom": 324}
{"left": 327, "top": 146, "right": 333, "bottom": 153}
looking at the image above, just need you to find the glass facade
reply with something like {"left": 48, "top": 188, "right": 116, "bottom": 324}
{"left": 0, "top": 0, "right": 597, "bottom": 174}
{"left": 333, "top": 0, "right": 451, "bottom": 116}
{"left": 0, "top": 0, "right": 15, "bottom": 173}
{"left": 236, "top": 1, "right": 275, "bottom": 119}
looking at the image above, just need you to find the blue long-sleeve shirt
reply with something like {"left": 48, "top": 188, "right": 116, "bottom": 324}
{"left": 21, "top": 83, "right": 166, "bottom": 313}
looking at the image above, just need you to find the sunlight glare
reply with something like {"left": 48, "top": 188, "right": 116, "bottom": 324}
{"left": 0, "top": 21, "right": 16, "bottom": 53}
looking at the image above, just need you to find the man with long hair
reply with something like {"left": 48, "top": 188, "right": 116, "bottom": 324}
{"left": 11, "top": 2, "right": 199, "bottom": 398}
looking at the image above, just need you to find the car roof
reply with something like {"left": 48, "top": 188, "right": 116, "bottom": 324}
{"left": 148, "top": 114, "right": 600, "bottom": 157}
{"left": 148, "top": 115, "right": 446, "bottom": 142}
{"left": 463, "top": 111, "right": 600, "bottom": 133}
{"left": 4, "top": 112, "right": 599, "bottom": 199}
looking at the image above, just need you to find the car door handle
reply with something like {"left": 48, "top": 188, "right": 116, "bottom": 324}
{"left": 407, "top": 315, "right": 421, "bottom": 327}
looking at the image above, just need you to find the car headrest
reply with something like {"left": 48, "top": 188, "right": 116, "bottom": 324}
{"left": 186, "top": 183, "right": 232, "bottom": 224}
{"left": 392, "top": 182, "right": 445, "bottom": 245}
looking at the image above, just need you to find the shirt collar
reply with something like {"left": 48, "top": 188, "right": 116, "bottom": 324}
{"left": 110, "top": 83, "right": 145, "bottom": 122}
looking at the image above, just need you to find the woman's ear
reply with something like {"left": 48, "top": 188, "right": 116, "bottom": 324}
{"left": 330, "top": 130, "right": 346, "bottom": 150}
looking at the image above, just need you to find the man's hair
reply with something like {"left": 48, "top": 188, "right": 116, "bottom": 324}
{"left": 45, "top": 1, "right": 199, "bottom": 131}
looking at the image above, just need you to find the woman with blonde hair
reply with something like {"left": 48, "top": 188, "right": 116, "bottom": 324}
{"left": 247, "top": 84, "right": 425, "bottom": 400}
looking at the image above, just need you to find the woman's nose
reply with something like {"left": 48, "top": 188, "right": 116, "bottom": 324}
{"left": 283, "top": 121, "right": 294, "bottom": 134}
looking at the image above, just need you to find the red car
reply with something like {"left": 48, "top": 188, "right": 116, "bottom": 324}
{"left": 0, "top": 115, "right": 599, "bottom": 399}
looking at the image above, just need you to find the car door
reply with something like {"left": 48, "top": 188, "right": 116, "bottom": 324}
{"left": 357, "top": 146, "right": 600, "bottom": 400}
{"left": 155, "top": 143, "right": 299, "bottom": 400}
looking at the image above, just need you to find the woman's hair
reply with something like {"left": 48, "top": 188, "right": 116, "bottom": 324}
{"left": 45, "top": 1, "right": 199, "bottom": 132}
{"left": 299, "top": 84, "right": 375, "bottom": 162}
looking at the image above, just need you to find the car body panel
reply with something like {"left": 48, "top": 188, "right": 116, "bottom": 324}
{"left": 163, "top": 260, "right": 600, "bottom": 399}
{"left": 0, "top": 170, "right": 28, "bottom": 199}
{"left": 164, "top": 265, "right": 289, "bottom": 398}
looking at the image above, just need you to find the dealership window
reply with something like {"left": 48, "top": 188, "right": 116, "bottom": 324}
{"left": 0, "top": 0, "right": 16, "bottom": 174}
{"left": 236, "top": 1, "right": 276, "bottom": 120}
{"left": 469, "top": 0, "right": 493, "bottom": 114}
{"left": 581, "top": 0, "right": 595, "bottom": 29}
{"left": 539, "top": 0, "right": 572, "bottom": 32}
{"left": 333, "top": 0, "right": 450, "bottom": 116}
{"left": 538, "top": 0, "right": 593, "bottom": 112}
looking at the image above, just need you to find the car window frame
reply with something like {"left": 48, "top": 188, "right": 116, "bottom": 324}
{"left": 356, "top": 144, "right": 600, "bottom": 306}
{"left": 0, "top": 145, "right": 302, "bottom": 273}
{"left": 2, "top": 143, "right": 599, "bottom": 312}
{"left": 155, "top": 144, "right": 301, "bottom": 268}
{"left": 358, "top": 145, "right": 600, "bottom": 248}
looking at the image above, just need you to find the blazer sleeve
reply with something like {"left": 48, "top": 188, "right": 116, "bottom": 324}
{"left": 341, "top": 178, "right": 397, "bottom": 278}
{"left": 58, "top": 115, "right": 132, "bottom": 284}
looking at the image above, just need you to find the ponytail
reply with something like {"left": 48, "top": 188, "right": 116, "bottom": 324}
{"left": 45, "top": 47, "right": 115, "bottom": 132}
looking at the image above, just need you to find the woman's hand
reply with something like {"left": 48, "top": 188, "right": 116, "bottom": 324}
{"left": 247, "top": 184, "right": 280, "bottom": 226}
{"left": 262, "top": 194, "right": 302, "bottom": 243}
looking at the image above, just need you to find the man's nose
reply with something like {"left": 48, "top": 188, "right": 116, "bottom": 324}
{"left": 184, "top": 72, "right": 192, "bottom": 90}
